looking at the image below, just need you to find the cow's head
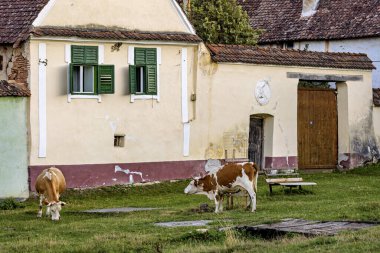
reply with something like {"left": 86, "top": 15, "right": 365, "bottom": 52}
{"left": 47, "top": 201, "right": 66, "bottom": 221}
{"left": 184, "top": 176, "right": 208, "bottom": 194}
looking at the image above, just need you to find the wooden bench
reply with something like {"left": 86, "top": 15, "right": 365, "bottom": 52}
{"left": 265, "top": 169, "right": 317, "bottom": 193}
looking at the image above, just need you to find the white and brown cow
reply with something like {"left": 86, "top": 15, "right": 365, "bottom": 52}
{"left": 184, "top": 162, "right": 259, "bottom": 213}
{"left": 35, "top": 167, "right": 67, "bottom": 221}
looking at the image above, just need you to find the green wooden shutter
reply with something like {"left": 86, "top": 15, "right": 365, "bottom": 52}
{"left": 71, "top": 45, "right": 98, "bottom": 64}
{"left": 84, "top": 46, "right": 98, "bottom": 64}
{"left": 98, "top": 65, "right": 115, "bottom": 94}
{"left": 135, "top": 48, "right": 146, "bottom": 65}
{"left": 129, "top": 65, "right": 137, "bottom": 94}
{"left": 69, "top": 63, "right": 74, "bottom": 94}
{"left": 145, "top": 49, "right": 157, "bottom": 65}
{"left": 145, "top": 65, "right": 157, "bottom": 95}
{"left": 71, "top": 46, "right": 85, "bottom": 64}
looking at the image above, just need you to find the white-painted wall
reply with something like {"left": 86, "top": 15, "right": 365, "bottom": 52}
{"left": 297, "top": 38, "right": 380, "bottom": 88}
{"left": 330, "top": 38, "right": 380, "bottom": 88}
{"left": 298, "top": 41, "right": 325, "bottom": 52}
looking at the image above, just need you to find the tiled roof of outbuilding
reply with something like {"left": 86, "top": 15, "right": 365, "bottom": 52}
{"left": 207, "top": 44, "right": 375, "bottom": 70}
{"left": 0, "top": 0, "right": 49, "bottom": 44}
{"left": 31, "top": 27, "right": 202, "bottom": 43}
{"left": 0, "top": 80, "right": 31, "bottom": 97}
{"left": 373, "top": 89, "right": 380, "bottom": 106}
{"left": 237, "top": 0, "right": 380, "bottom": 43}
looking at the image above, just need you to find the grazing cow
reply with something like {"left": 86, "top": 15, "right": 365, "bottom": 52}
{"left": 35, "top": 167, "right": 67, "bottom": 221}
{"left": 184, "top": 162, "right": 259, "bottom": 213}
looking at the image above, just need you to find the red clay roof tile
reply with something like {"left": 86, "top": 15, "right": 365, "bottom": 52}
{"left": 237, "top": 0, "right": 380, "bottom": 43}
{"left": 0, "top": 0, "right": 49, "bottom": 44}
{"left": 207, "top": 44, "right": 375, "bottom": 70}
{"left": 0, "top": 80, "right": 31, "bottom": 97}
{"left": 31, "top": 27, "right": 202, "bottom": 43}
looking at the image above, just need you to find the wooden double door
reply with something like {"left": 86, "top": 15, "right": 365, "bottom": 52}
{"left": 298, "top": 88, "right": 338, "bottom": 169}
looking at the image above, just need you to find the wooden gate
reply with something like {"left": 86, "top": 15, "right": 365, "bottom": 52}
{"left": 298, "top": 88, "right": 338, "bottom": 169}
{"left": 249, "top": 117, "right": 263, "bottom": 168}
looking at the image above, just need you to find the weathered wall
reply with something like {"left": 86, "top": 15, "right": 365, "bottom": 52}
{"left": 0, "top": 43, "right": 30, "bottom": 84}
{"left": 27, "top": 39, "right": 375, "bottom": 188}
{"left": 0, "top": 97, "right": 29, "bottom": 198}
{"left": 38, "top": 0, "right": 191, "bottom": 33}
{"left": 344, "top": 78, "right": 379, "bottom": 167}
{"left": 29, "top": 40, "right": 201, "bottom": 167}
{"left": 0, "top": 46, "right": 12, "bottom": 80}
{"left": 196, "top": 46, "right": 298, "bottom": 169}
{"left": 196, "top": 45, "right": 375, "bottom": 170}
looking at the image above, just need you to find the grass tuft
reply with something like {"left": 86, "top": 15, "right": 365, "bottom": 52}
{"left": 0, "top": 198, "right": 25, "bottom": 210}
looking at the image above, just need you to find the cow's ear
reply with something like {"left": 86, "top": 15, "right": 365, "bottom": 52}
{"left": 59, "top": 201, "right": 67, "bottom": 206}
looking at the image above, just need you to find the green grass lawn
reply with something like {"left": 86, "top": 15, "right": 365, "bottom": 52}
{"left": 1, "top": 165, "right": 380, "bottom": 253}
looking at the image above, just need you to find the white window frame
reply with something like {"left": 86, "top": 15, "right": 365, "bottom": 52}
{"left": 72, "top": 65, "right": 96, "bottom": 94}
{"left": 129, "top": 46, "right": 161, "bottom": 103}
{"left": 66, "top": 44, "right": 103, "bottom": 103}
{"left": 136, "top": 66, "right": 145, "bottom": 94}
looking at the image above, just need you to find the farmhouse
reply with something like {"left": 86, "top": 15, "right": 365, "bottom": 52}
{"left": 0, "top": 0, "right": 377, "bottom": 198}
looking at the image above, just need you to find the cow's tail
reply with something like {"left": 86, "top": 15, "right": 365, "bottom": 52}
{"left": 44, "top": 171, "right": 53, "bottom": 181}
{"left": 43, "top": 167, "right": 57, "bottom": 181}
{"left": 252, "top": 163, "right": 260, "bottom": 194}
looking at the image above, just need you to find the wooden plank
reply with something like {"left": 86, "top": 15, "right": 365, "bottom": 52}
{"left": 266, "top": 173, "right": 299, "bottom": 177}
{"left": 279, "top": 182, "right": 317, "bottom": 186}
{"left": 241, "top": 219, "right": 378, "bottom": 237}
{"left": 266, "top": 178, "right": 303, "bottom": 183}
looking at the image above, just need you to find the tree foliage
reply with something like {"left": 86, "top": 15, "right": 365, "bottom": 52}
{"left": 187, "top": 0, "right": 261, "bottom": 45}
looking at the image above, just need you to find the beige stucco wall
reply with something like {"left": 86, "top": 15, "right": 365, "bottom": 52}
{"left": 38, "top": 0, "right": 191, "bottom": 33}
{"left": 345, "top": 77, "right": 377, "bottom": 161}
{"left": 29, "top": 39, "right": 203, "bottom": 166}
{"left": 195, "top": 45, "right": 375, "bottom": 167}
{"left": 28, "top": 40, "right": 375, "bottom": 168}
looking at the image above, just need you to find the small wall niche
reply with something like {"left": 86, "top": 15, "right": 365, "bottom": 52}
{"left": 114, "top": 135, "right": 125, "bottom": 147}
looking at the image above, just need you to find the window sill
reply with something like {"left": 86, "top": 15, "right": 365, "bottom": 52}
{"left": 130, "top": 94, "right": 160, "bottom": 103}
{"left": 68, "top": 94, "right": 102, "bottom": 103}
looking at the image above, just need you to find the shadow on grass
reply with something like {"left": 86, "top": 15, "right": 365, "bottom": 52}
{"left": 267, "top": 188, "right": 316, "bottom": 196}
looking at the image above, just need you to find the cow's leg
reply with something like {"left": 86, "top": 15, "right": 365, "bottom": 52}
{"left": 250, "top": 191, "right": 257, "bottom": 212}
{"left": 218, "top": 195, "right": 224, "bottom": 212}
{"left": 245, "top": 192, "right": 251, "bottom": 210}
{"left": 214, "top": 194, "right": 221, "bottom": 213}
{"left": 237, "top": 182, "right": 256, "bottom": 212}
{"left": 37, "top": 195, "right": 43, "bottom": 218}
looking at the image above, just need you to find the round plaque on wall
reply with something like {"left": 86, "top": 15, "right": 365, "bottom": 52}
{"left": 255, "top": 80, "right": 271, "bottom": 105}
